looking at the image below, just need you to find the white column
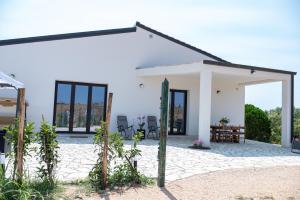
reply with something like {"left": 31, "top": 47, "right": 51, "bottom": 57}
{"left": 281, "top": 79, "right": 292, "bottom": 147}
{"left": 198, "top": 70, "right": 212, "bottom": 147}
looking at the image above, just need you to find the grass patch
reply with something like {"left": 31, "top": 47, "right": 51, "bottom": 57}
{"left": 30, "top": 179, "right": 63, "bottom": 200}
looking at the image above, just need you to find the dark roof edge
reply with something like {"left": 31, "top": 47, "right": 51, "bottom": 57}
{"left": 203, "top": 60, "right": 297, "bottom": 75}
{"left": 0, "top": 27, "right": 137, "bottom": 46}
{"left": 136, "top": 22, "right": 228, "bottom": 63}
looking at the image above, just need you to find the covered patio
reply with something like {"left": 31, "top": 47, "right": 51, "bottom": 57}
{"left": 136, "top": 60, "right": 295, "bottom": 147}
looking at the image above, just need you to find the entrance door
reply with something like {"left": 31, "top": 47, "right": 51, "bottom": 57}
{"left": 169, "top": 89, "right": 187, "bottom": 135}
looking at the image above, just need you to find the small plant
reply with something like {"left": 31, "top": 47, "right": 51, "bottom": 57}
{"left": 109, "top": 131, "right": 152, "bottom": 188}
{"left": 137, "top": 116, "right": 145, "bottom": 130}
{"left": 192, "top": 139, "right": 203, "bottom": 147}
{"left": 89, "top": 123, "right": 153, "bottom": 190}
{"left": 219, "top": 117, "right": 230, "bottom": 125}
{"left": 4, "top": 119, "right": 35, "bottom": 181}
{"left": 36, "top": 118, "right": 60, "bottom": 184}
{"left": 188, "top": 139, "right": 210, "bottom": 150}
{"left": 89, "top": 121, "right": 108, "bottom": 190}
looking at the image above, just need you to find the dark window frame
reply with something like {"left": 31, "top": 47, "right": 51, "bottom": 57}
{"left": 53, "top": 80, "right": 108, "bottom": 134}
{"left": 169, "top": 89, "right": 188, "bottom": 135}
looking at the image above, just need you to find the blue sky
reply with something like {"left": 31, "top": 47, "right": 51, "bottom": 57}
{"left": 0, "top": 0, "right": 299, "bottom": 110}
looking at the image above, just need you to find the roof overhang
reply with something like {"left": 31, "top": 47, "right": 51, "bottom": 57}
{"left": 136, "top": 60, "right": 295, "bottom": 83}
{"left": 203, "top": 60, "right": 297, "bottom": 76}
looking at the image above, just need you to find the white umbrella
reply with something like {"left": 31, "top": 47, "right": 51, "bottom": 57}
{"left": 0, "top": 71, "right": 24, "bottom": 89}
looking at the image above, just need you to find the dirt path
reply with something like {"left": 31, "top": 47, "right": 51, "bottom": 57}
{"left": 63, "top": 166, "right": 300, "bottom": 200}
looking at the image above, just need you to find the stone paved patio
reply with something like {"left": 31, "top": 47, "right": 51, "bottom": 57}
{"left": 21, "top": 135, "right": 300, "bottom": 182}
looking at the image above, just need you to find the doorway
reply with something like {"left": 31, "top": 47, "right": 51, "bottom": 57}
{"left": 169, "top": 89, "right": 187, "bottom": 135}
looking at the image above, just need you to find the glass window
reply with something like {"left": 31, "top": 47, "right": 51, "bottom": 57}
{"left": 54, "top": 81, "right": 107, "bottom": 133}
{"left": 55, "top": 83, "right": 71, "bottom": 131}
{"left": 90, "top": 86, "right": 106, "bottom": 131}
{"left": 73, "top": 85, "right": 89, "bottom": 132}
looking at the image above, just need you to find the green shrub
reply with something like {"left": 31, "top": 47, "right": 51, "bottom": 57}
{"left": 36, "top": 119, "right": 59, "bottom": 184}
{"left": 267, "top": 107, "right": 281, "bottom": 144}
{"left": 88, "top": 122, "right": 108, "bottom": 190}
{"left": 265, "top": 107, "right": 300, "bottom": 143}
{"left": 89, "top": 124, "right": 152, "bottom": 190}
{"left": 4, "top": 119, "right": 35, "bottom": 180}
{"left": 294, "top": 108, "right": 300, "bottom": 138}
{"left": 245, "top": 104, "right": 271, "bottom": 143}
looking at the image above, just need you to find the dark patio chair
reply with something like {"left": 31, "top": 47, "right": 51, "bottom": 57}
{"left": 291, "top": 137, "right": 300, "bottom": 154}
{"left": 117, "top": 115, "right": 135, "bottom": 139}
{"left": 147, "top": 116, "right": 159, "bottom": 139}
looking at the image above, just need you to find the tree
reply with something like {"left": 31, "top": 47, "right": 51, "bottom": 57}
{"left": 267, "top": 107, "right": 281, "bottom": 144}
{"left": 245, "top": 104, "right": 271, "bottom": 142}
{"left": 294, "top": 108, "right": 300, "bottom": 138}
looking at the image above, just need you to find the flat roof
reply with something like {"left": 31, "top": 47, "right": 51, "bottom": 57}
{"left": 203, "top": 60, "right": 297, "bottom": 75}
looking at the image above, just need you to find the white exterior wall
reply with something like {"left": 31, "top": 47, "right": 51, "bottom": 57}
{"left": 141, "top": 75, "right": 201, "bottom": 136}
{"left": 0, "top": 27, "right": 215, "bottom": 132}
{"left": 139, "top": 74, "right": 244, "bottom": 137}
{"left": 211, "top": 75, "right": 245, "bottom": 126}
{"left": 0, "top": 26, "right": 246, "bottom": 136}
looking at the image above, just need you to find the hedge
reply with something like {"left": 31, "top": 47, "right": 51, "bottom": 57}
{"left": 245, "top": 104, "right": 271, "bottom": 142}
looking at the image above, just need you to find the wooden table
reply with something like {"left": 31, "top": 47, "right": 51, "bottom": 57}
{"left": 210, "top": 125, "right": 245, "bottom": 143}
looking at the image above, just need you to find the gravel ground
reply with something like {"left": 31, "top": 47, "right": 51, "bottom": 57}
{"left": 62, "top": 165, "right": 300, "bottom": 200}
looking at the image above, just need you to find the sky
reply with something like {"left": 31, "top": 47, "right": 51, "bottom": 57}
{"left": 0, "top": 0, "right": 299, "bottom": 110}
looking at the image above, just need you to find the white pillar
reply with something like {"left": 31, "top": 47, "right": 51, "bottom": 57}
{"left": 281, "top": 78, "right": 292, "bottom": 147}
{"left": 198, "top": 70, "right": 212, "bottom": 147}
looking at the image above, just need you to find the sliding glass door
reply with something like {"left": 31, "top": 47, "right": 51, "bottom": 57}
{"left": 72, "top": 85, "right": 89, "bottom": 132}
{"left": 53, "top": 81, "right": 107, "bottom": 133}
{"left": 54, "top": 83, "right": 72, "bottom": 131}
{"left": 90, "top": 86, "right": 106, "bottom": 131}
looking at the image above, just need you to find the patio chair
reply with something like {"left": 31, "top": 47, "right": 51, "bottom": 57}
{"left": 147, "top": 116, "right": 159, "bottom": 139}
{"left": 291, "top": 137, "right": 300, "bottom": 154}
{"left": 238, "top": 126, "right": 246, "bottom": 143}
{"left": 117, "top": 115, "right": 135, "bottom": 139}
{"left": 231, "top": 126, "right": 245, "bottom": 143}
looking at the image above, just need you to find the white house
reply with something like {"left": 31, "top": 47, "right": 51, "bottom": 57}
{"left": 0, "top": 22, "right": 296, "bottom": 147}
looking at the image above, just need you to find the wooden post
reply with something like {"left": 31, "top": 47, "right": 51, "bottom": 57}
{"left": 16, "top": 88, "right": 25, "bottom": 182}
{"left": 102, "top": 93, "right": 113, "bottom": 189}
{"left": 158, "top": 79, "right": 169, "bottom": 187}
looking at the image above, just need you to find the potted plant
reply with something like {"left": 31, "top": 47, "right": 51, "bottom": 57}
{"left": 188, "top": 139, "right": 210, "bottom": 150}
{"left": 137, "top": 115, "right": 146, "bottom": 139}
{"left": 219, "top": 117, "right": 230, "bottom": 126}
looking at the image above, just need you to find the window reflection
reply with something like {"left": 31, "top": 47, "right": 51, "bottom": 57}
{"left": 54, "top": 82, "right": 107, "bottom": 133}
{"left": 73, "top": 85, "right": 89, "bottom": 131}
{"left": 55, "top": 84, "right": 71, "bottom": 131}
{"left": 90, "top": 86, "right": 105, "bottom": 131}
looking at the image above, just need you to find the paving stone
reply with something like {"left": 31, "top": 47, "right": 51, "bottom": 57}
{"left": 7, "top": 136, "right": 300, "bottom": 182}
